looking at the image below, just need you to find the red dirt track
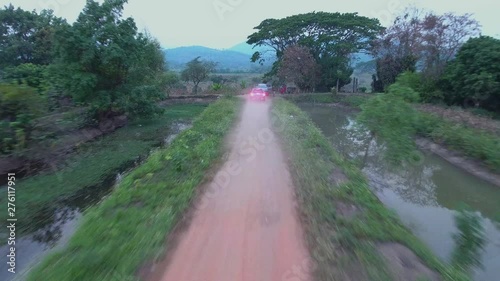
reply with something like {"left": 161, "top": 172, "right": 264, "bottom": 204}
{"left": 154, "top": 98, "right": 311, "bottom": 281}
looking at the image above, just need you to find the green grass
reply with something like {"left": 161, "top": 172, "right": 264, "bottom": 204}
{"left": 271, "top": 98, "right": 469, "bottom": 281}
{"left": 283, "top": 92, "right": 371, "bottom": 108}
{"left": 341, "top": 95, "right": 372, "bottom": 108}
{"left": 0, "top": 104, "right": 208, "bottom": 235}
{"left": 26, "top": 96, "right": 240, "bottom": 281}
{"left": 283, "top": 93, "right": 338, "bottom": 103}
{"left": 416, "top": 112, "right": 500, "bottom": 172}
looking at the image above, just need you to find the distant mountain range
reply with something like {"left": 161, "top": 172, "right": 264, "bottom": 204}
{"left": 164, "top": 43, "right": 275, "bottom": 72}
{"left": 164, "top": 42, "right": 374, "bottom": 72}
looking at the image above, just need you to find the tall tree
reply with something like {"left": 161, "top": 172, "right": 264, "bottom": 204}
{"left": 181, "top": 57, "right": 216, "bottom": 94}
{"left": 50, "top": 0, "right": 167, "bottom": 120}
{"left": 277, "top": 45, "right": 320, "bottom": 92}
{"left": 372, "top": 7, "right": 480, "bottom": 89}
{"left": 247, "top": 12, "right": 383, "bottom": 91}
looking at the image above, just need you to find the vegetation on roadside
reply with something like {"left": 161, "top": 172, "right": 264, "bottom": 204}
{"left": 272, "top": 98, "right": 471, "bottom": 281}
{"left": 283, "top": 92, "right": 371, "bottom": 108}
{"left": 26, "top": 96, "right": 240, "bottom": 281}
{"left": 0, "top": 0, "right": 179, "bottom": 155}
{"left": 356, "top": 74, "right": 500, "bottom": 171}
{"left": 0, "top": 104, "right": 207, "bottom": 236}
{"left": 415, "top": 112, "right": 500, "bottom": 171}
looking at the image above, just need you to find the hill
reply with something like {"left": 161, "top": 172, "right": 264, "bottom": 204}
{"left": 164, "top": 46, "right": 273, "bottom": 72}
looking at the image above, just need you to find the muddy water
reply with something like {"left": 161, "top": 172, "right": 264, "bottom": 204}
{"left": 299, "top": 104, "right": 500, "bottom": 281}
{"left": 0, "top": 123, "right": 191, "bottom": 281}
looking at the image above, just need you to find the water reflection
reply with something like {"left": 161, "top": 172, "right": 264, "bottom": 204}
{"left": 300, "top": 104, "right": 500, "bottom": 281}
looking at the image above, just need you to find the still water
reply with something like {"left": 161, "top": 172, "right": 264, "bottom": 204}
{"left": 0, "top": 122, "right": 191, "bottom": 281}
{"left": 300, "top": 104, "right": 500, "bottom": 281}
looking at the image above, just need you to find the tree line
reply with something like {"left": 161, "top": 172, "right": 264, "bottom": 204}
{"left": 248, "top": 9, "right": 500, "bottom": 113}
{"left": 0, "top": 0, "right": 169, "bottom": 154}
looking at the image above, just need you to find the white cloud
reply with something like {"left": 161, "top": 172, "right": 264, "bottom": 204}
{"left": 1, "top": 0, "right": 499, "bottom": 48}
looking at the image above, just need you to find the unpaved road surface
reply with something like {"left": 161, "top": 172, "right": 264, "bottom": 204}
{"left": 153, "top": 98, "right": 310, "bottom": 281}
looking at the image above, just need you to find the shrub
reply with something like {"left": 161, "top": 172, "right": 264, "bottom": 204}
{"left": 0, "top": 83, "right": 46, "bottom": 153}
{"left": 211, "top": 83, "right": 223, "bottom": 91}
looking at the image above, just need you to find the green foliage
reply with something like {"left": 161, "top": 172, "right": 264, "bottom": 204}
{"left": 272, "top": 98, "right": 469, "bottom": 281}
{"left": 342, "top": 95, "right": 370, "bottom": 108}
{"left": 416, "top": 113, "right": 500, "bottom": 171}
{"left": 358, "top": 84, "right": 420, "bottom": 164}
{"left": 396, "top": 71, "right": 443, "bottom": 102}
{"left": 0, "top": 104, "right": 207, "bottom": 235}
{"left": 451, "top": 207, "right": 486, "bottom": 275}
{"left": 440, "top": 36, "right": 500, "bottom": 111}
{"left": 387, "top": 82, "right": 420, "bottom": 103}
{"left": 26, "top": 97, "right": 239, "bottom": 281}
{"left": 0, "top": 5, "right": 66, "bottom": 67}
{"left": 239, "top": 80, "right": 247, "bottom": 89}
{"left": 0, "top": 83, "right": 46, "bottom": 153}
{"left": 211, "top": 83, "right": 223, "bottom": 91}
{"left": 359, "top": 86, "right": 367, "bottom": 93}
{"left": 247, "top": 12, "right": 383, "bottom": 91}
{"left": 1, "top": 63, "right": 49, "bottom": 94}
{"left": 284, "top": 93, "right": 337, "bottom": 103}
{"left": 50, "top": 0, "right": 166, "bottom": 120}
{"left": 358, "top": 99, "right": 417, "bottom": 164}
{"left": 180, "top": 57, "right": 216, "bottom": 94}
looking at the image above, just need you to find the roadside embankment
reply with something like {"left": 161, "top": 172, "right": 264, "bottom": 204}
{"left": 271, "top": 98, "right": 469, "bottom": 281}
{"left": 25, "top": 97, "right": 241, "bottom": 281}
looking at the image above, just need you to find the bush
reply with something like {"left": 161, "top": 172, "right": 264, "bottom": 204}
{"left": 440, "top": 36, "right": 500, "bottom": 111}
{"left": 0, "top": 83, "right": 46, "bottom": 153}
{"left": 387, "top": 82, "right": 420, "bottom": 103}
{"left": 211, "top": 83, "right": 223, "bottom": 91}
{"left": 359, "top": 86, "right": 367, "bottom": 93}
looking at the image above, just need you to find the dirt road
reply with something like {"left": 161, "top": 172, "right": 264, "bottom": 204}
{"left": 152, "top": 98, "right": 311, "bottom": 281}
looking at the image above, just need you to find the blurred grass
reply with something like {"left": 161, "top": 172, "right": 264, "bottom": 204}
{"left": 416, "top": 112, "right": 500, "bottom": 171}
{"left": 272, "top": 98, "right": 469, "bottom": 281}
{"left": 283, "top": 92, "right": 371, "bottom": 108}
{"left": 26, "top": 96, "right": 240, "bottom": 281}
{"left": 0, "top": 104, "right": 208, "bottom": 235}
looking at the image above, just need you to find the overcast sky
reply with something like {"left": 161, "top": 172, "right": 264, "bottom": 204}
{"left": 2, "top": 0, "right": 499, "bottom": 49}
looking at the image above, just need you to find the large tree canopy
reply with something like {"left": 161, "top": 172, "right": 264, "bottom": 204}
{"left": 0, "top": 5, "right": 66, "bottom": 68}
{"left": 51, "top": 0, "right": 167, "bottom": 119}
{"left": 247, "top": 12, "right": 383, "bottom": 60}
{"left": 246, "top": 12, "right": 383, "bottom": 91}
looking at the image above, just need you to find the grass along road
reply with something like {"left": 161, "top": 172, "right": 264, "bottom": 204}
{"left": 26, "top": 97, "right": 240, "bottom": 281}
{"left": 271, "top": 98, "right": 470, "bottom": 281}
{"left": 0, "top": 104, "right": 208, "bottom": 238}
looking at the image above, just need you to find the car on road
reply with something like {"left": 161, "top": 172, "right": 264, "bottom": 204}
{"left": 256, "top": 83, "right": 270, "bottom": 96}
{"left": 249, "top": 88, "right": 267, "bottom": 101}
